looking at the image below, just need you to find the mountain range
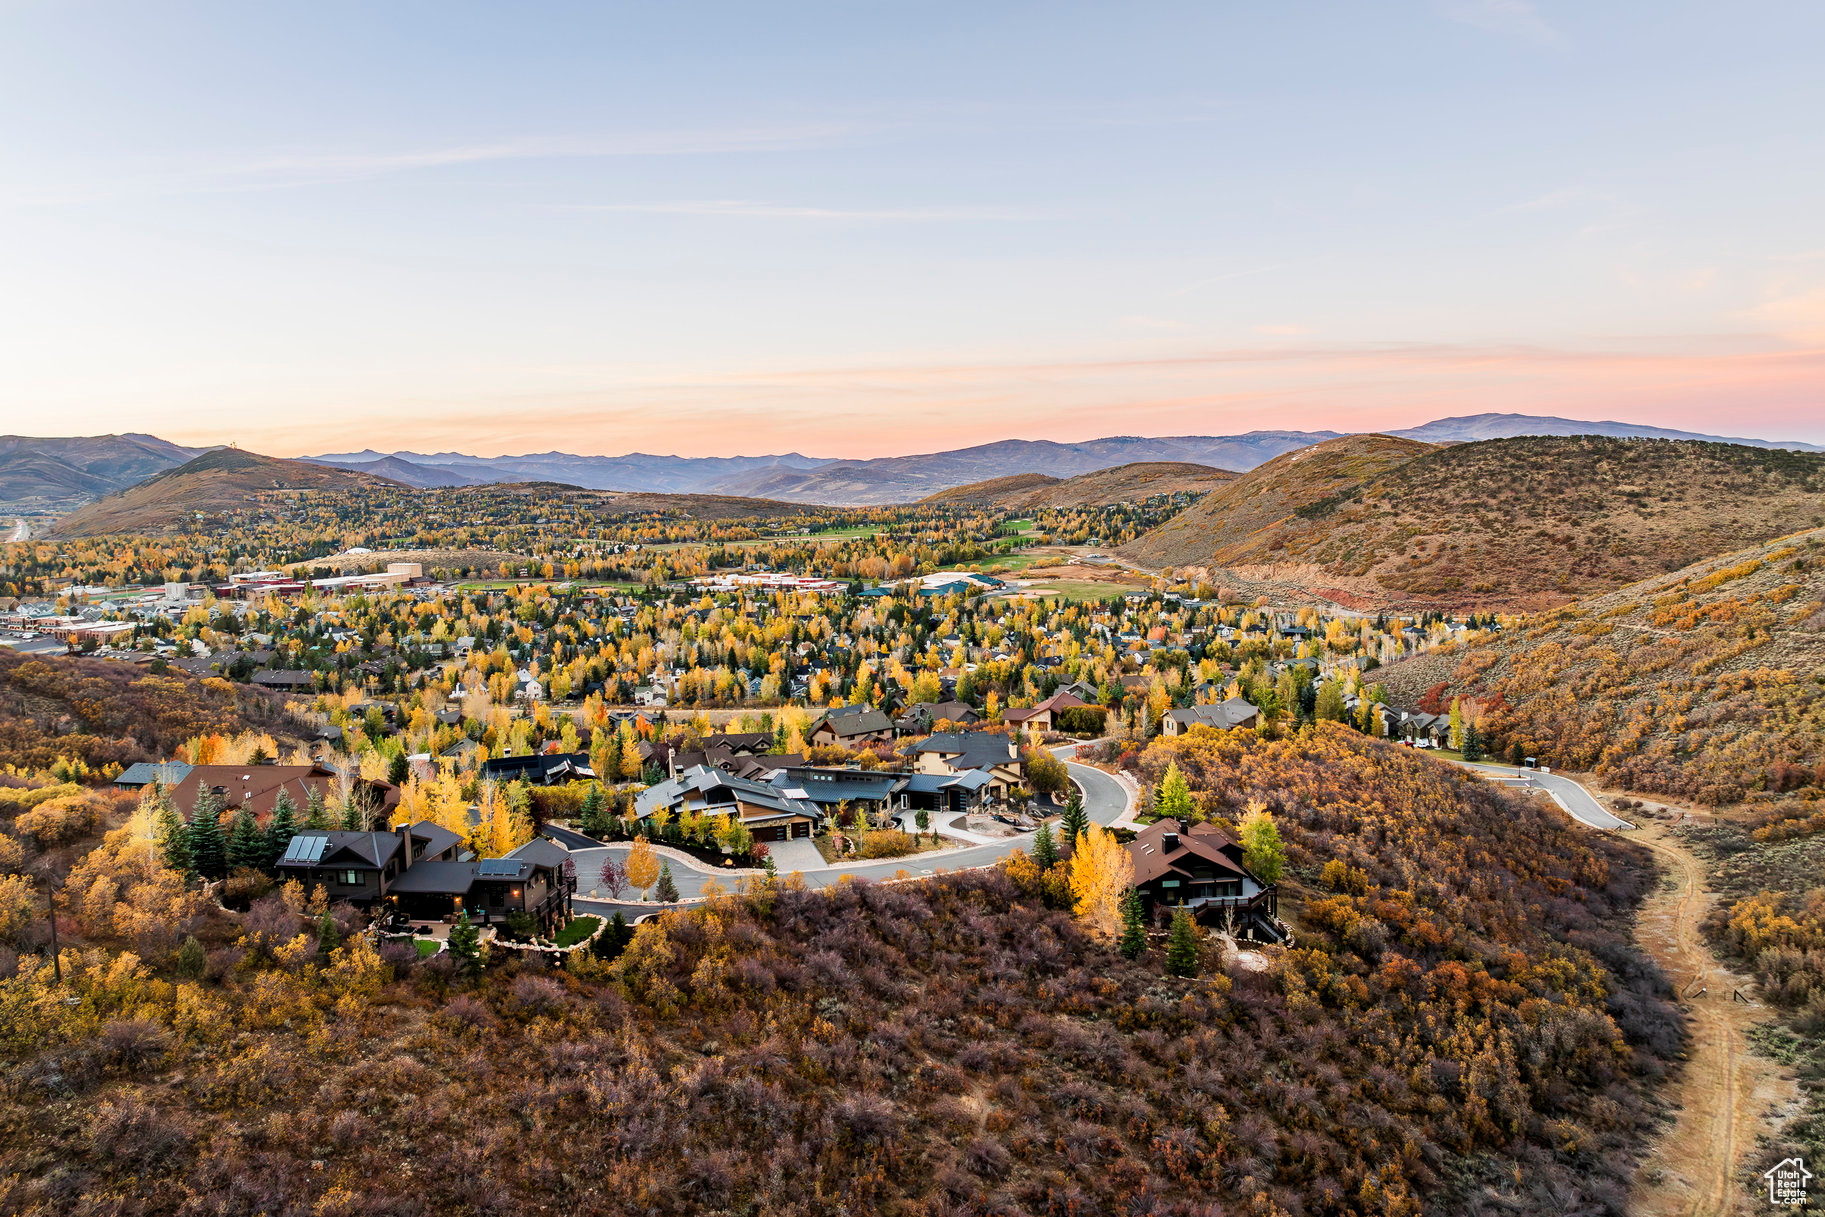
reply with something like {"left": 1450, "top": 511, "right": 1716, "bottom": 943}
{"left": 3, "top": 414, "right": 1821, "bottom": 514}
{"left": 299, "top": 413, "right": 1825, "bottom": 504}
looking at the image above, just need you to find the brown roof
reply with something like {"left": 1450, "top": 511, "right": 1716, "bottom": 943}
{"left": 169, "top": 763, "right": 400, "bottom": 820}
{"left": 1127, "top": 818, "right": 1253, "bottom": 887}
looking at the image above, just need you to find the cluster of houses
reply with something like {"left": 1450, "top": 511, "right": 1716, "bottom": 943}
{"left": 114, "top": 760, "right": 576, "bottom": 933}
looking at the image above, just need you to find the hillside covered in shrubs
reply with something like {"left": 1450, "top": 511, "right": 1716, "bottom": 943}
{"left": 1377, "top": 528, "right": 1825, "bottom": 830}
{"left": 1128, "top": 436, "right": 1825, "bottom": 611}
{"left": 0, "top": 727, "right": 1679, "bottom": 1216}
{"left": 0, "top": 649, "right": 300, "bottom": 776}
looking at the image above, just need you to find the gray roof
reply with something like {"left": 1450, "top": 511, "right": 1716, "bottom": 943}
{"left": 506, "top": 836, "right": 570, "bottom": 869}
{"left": 1167, "top": 697, "right": 1260, "bottom": 730}
{"left": 385, "top": 861, "right": 479, "bottom": 895}
{"left": 115, "top": 761, "right": 192, "bottom": 788}
{"left": 910, "top": 732, "right": 1017, "bottom": 772}
{"left": 769, "top": 766, "right": 902, "bottom": 805}
{"left": 636, "top": 764, "right": 822, "bottom": 823}
{"left": 813, "top": 706, "right": 894, "bottom": 737}
{"left": 277, "top": 830, "right": 403, "bottom": 870}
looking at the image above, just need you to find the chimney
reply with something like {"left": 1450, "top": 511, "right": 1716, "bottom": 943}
{"left": 1162, "top": 831, "right": 1180, "bottom": 852}
{"left": 397, "top": 821, "right": 414, "bottom": 869}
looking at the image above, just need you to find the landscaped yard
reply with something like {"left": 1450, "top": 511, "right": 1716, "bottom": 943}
{"left": 552, "top": 915, "right": 601, "bottom": 948}
{"left": 812, "top": 830, "right": 955, "bottom": 865}
{"left": 414, "top": 938, "right": 440, "bottom": 958}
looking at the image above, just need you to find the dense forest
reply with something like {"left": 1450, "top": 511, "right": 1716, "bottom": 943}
{"left": 0, "top": 726, "right": 1679, "bottom": 1216}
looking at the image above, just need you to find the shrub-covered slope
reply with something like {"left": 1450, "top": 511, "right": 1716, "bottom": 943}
{"left": 1377, "top": 528, "right": 1825, "bottom": 818}
{"left": 0, "top": 727, "right": 1677, "bottom": 1216}
{"left": 1127, "top": 436, "right": 1825, "bottom": 610}
{"left": 0, "top": 650, "right": 280, "bottom": 772}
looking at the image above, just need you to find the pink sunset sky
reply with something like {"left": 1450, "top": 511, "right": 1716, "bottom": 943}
{"left": 1, "top": 3, "right": 1821, "bottom": 455}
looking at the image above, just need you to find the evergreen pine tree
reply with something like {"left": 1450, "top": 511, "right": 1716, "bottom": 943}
{"left": 188, "top": 789, "right": 227, "bottom": 879}
{"left": 1462, "top": 722, "right": 1485, "bottom": 763}
{"left": 762, "top": 853, "right": 777, "bottom": 882}
{"left": 1059, "top": 786, "right": 1089, "bottom": 849}
{"left": 592, "top": 910, "right": 631, "bottom": 960}
{"left": 1156, "top": 762, "right": 1193, "bottom": 822}
{"left": 315, "top": 907, "right": 341, "bottom": 954}
{"left": 339, "top": 790, "right": 366, "bottom": 830}
{"left": 447, "top": 912, "right": 483, "bottom": 974}
{"left": 1031, "top": 822, "right": 1059, "bottom": 869}
{"left": 155, "top": 792, "right": 195, "bottom": 877}
{"left": 579, "top": 782, "right": 606, "bottom": 835}
{"left": 654, "top": 861, "right": 680, "bottom": 903}
{"left": 1118, "top": 887, "right": 1147, "bottom": 960}
{"left": 304, "top": 787, "right": 330, "bottom": 829}
{"left": 226, "top": 805, "right": 265, "bottom": 872}
{"left": 387, "top": 750, "right": 410, "bottom": 786}
{"left": 265, "top": 790, "right": 299, "bottom": 870}
{"left": 1165, "top": 908, "right": 1201, "bottom": 977}
{"left": 174, "top": 935, "right": 206, "bottom": 979}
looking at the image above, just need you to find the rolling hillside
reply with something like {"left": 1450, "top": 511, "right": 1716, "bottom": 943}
{"left": 923, "top": 461, "right": 1236, "bottom": 509}
{"left": 1127, "top": 435, "right": 1825, "bottom": 610}
{"left": 46, "top": 448, "right": 398, "bottom": 538}
{"left": 1375, "top": 527, "right": 1825, "bottom": 813}
{"left": 0, "top": 434, "right": 205, "bottom": 514}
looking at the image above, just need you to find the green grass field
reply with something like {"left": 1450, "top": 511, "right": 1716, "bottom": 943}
{"left": 1003, "top": 579, "right": 1131, "bottom": 603}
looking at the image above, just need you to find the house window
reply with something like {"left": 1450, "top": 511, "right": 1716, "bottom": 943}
{"left": 340, "top": 871, "right": 363, "bottom": 886}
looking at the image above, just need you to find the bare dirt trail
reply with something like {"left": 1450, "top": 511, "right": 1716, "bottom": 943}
{"left": 1628, "top": 821, "right": 1797, "bottom": 1217}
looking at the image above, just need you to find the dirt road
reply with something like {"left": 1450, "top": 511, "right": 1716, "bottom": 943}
{"left": 1629, "top": 822, "right": 1796, "bottom": 1216}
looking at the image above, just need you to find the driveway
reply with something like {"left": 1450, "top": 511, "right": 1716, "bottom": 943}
{"left": 765, "top": 837, "right": 826, "bottom": 873}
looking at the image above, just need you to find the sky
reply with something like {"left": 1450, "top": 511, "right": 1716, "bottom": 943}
{"left": 0, "top": 0, "right": 1821, "bottom": 457}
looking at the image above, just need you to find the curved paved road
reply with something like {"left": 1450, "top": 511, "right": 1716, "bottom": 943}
{"left": 569, "top": 745, "right": 1132, "bottom": 914}
{"left": 1453, "top": 760, "right": 1633, "bottom": 830}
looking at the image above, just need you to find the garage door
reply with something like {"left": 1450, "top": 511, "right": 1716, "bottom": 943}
{"left": 791, "top": 821, "right": 812, "bottom": 839}
{"left": 753, "top": 825, "right": 788, "bottom": 843}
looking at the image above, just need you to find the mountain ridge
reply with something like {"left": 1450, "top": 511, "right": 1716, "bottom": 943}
{"left": 46, "top": 448, "right": 400, "bottom": 538}
{"left": 1124, "top": 434, "right": 1825, "bottom": 610}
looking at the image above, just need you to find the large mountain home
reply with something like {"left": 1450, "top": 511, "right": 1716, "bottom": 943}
{"left": 907, "top": 732, "right": 1025, "bottom": 803}
{"left": 169, "top": 763, "right": 400, "bottom": 821}
{"left": 766, "top": 764, "right": 994, "bottom": 817}
{"left": 808, "top": 704, "right": 896, "bottom": 745}
{"left": 277, "top": 820, "right": 465, "bottom": 908}
{"left": 1163, "top": 696, "right": 1260, "bottom": 737}
{"left": 382, "top": 835, "right": 575, "bottom": 931}
{"left": 636, "top": 764, "right": 824, "bottom": 842}
{"left": 1127, "top": 819, "right": 1284, "bottom": 943}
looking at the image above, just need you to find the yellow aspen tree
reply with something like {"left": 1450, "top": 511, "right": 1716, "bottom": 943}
{"left": 1067, "top": 824, "right": 1134, "bottom": 940}
{"left": 625, "top": 836, "right": 660, "bottom": 895}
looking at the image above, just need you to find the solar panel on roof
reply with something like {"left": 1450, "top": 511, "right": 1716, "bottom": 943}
{"left": 282, "top": 834, "right": 327, "bottom": 864}
{"left": 476, "top": 858, "right": 520, "bottom": 877}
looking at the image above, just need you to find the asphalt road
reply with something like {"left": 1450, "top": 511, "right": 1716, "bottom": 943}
{"left": 1454, "top": 761, "right": 1633, "bottom": 830}
{"left": 569, "top": 744, "right": 1132, "bottom": 913}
